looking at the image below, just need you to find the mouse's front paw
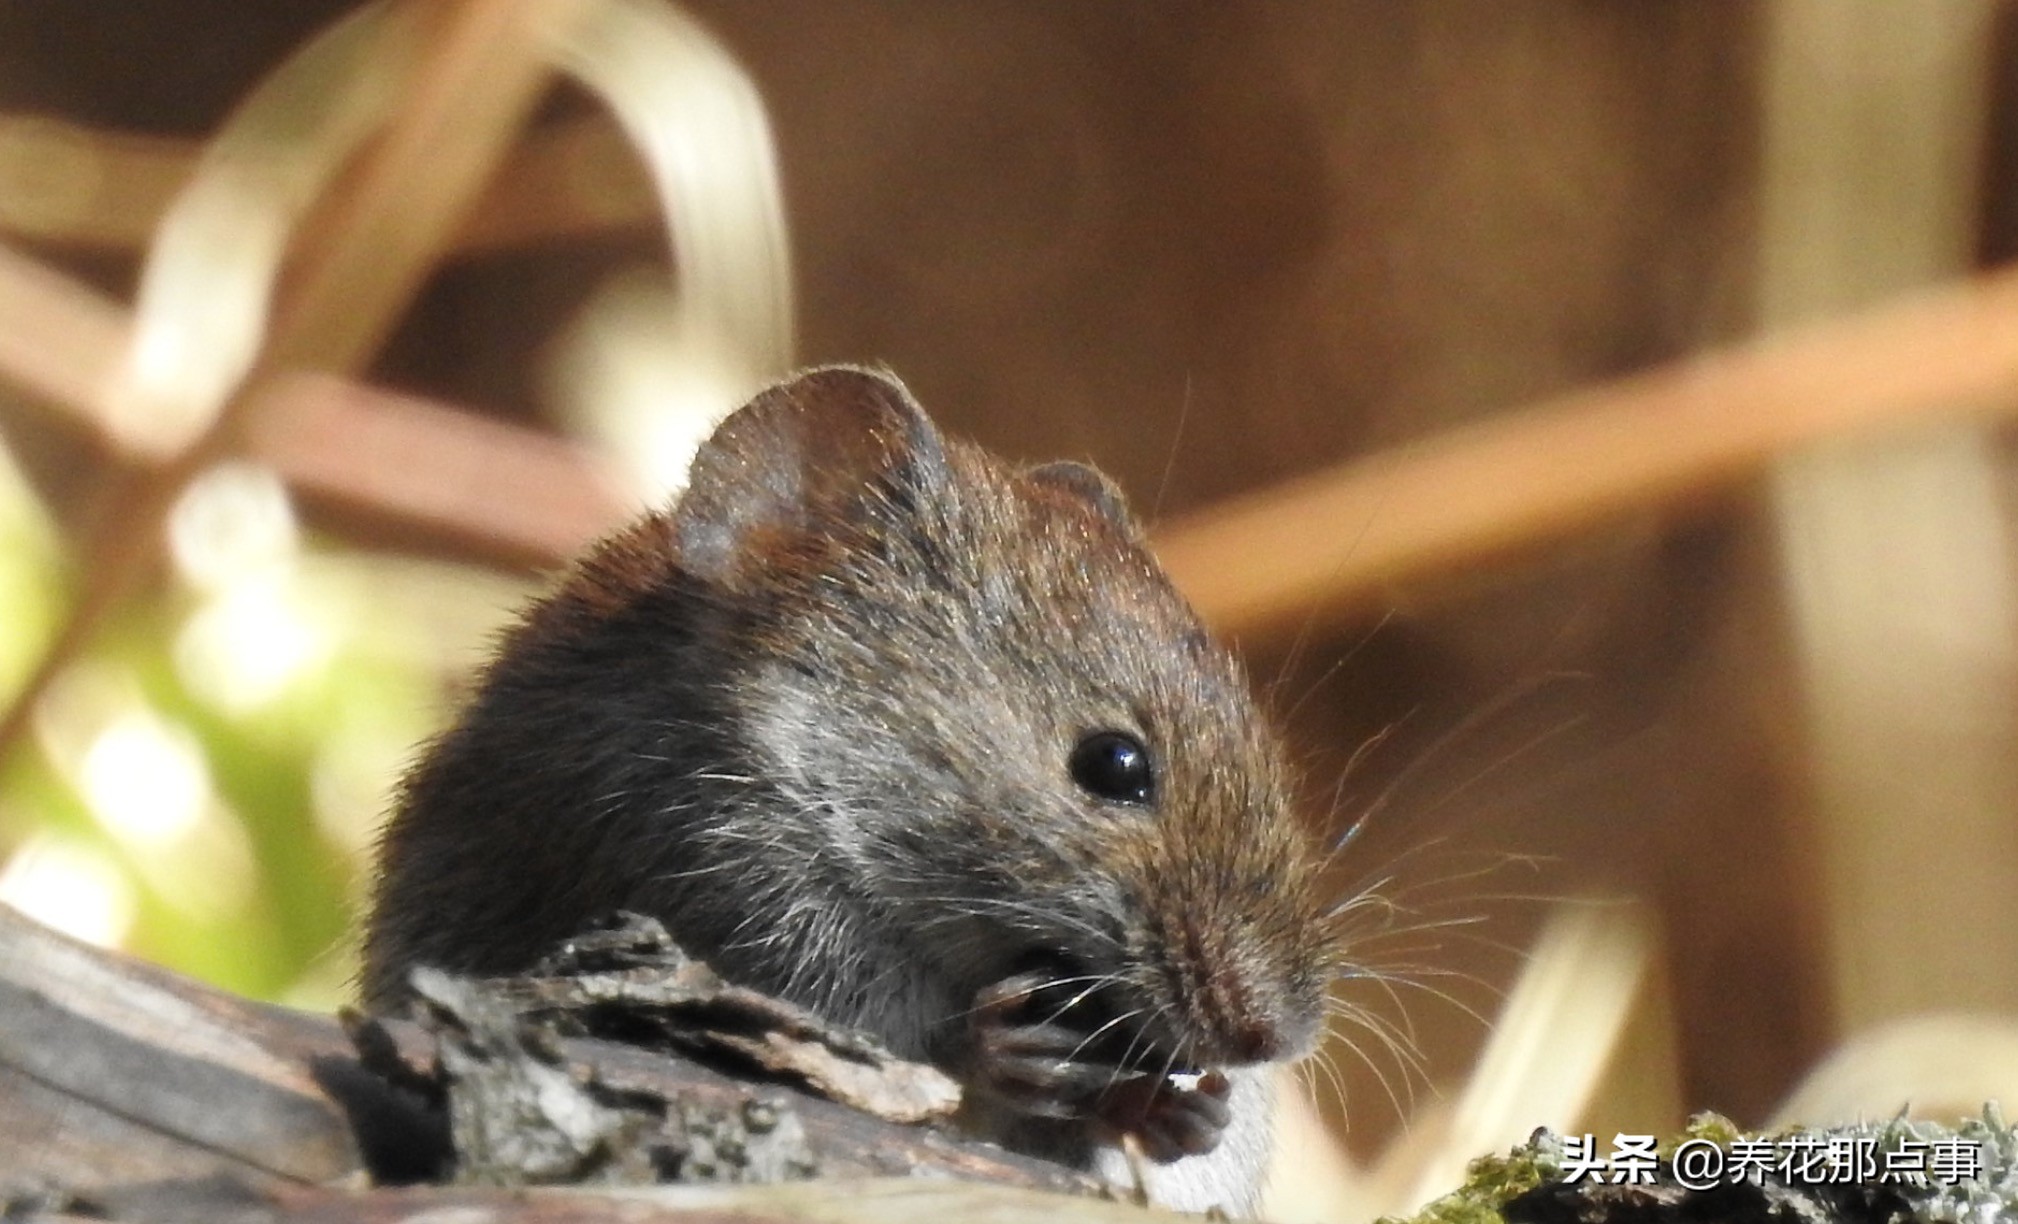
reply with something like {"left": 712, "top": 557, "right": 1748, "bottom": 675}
{"left": 1093, "top": 1069, "right": 1232, "bottom": 1163}
{"left": 968, "top": 972, "right": 1124, "bottom": 1120}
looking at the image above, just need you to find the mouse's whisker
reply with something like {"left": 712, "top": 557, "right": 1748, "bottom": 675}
{"left": 644, "top": 861, "right": 736, "bottom": 887}
{"left": 1111, "top": 993, "right": 1178, "bottom": 1082}
{"left": 1107, "top": 999, "right": 1183, "bottom": 1092}
{"left": 1335, "top": 906, "right": 1490, "bottom": 945}
{"left": 1042, "top": 976, "right": 1132, "bottom": 1028}
{"left": 1322, "top": 724, "right": 1403, "bottom": 857}
{"left": 935, "top": 968, "right": 1121, "bottom": 1027}
{"left": 1332, "top": 963, "right": 1497, "bottom": 1029}
{"left": 1325, "top": 828, "right": 1459, "bottom": 890}
{"left": 1299, "top": 1041, "right": 1351, "bottom": 1117}
{"left": 688, "top": 769, "right": 760, "bottom": 785}
{"left": 1325, "top": 874, "right": 1406, "bottom": 922}
{"left": 1321, "top": 1000, "right": 1429, "bottom": 1113}
{"left": 1419, "top": 716, "right": 1586, "bottom": 824}
{"left": 1322, "top": 671, "right": 1584, "bottom": 861}
{"left": 1276, "top": 607, "right": 1399, "bottom": 727}
{"left": 1151, "top": 1025, "right": 1191, "bottom": 1086}
{"left": 1301, "top": 1035, "right": 1366, "bottom": 1123}
{"left": 1334, "top": 964, "right": 1422, "bottom": 1048}
{"left": 1331, "top": 899, "right": 1529, "bottom": 965}
{"left": 1063, "top": 1004, "right": 1151, "bottom": 1067}
{"left": 1351, "top": 1002, "right": 1433, "bottom": 1083}
{"left": 907, "top": 894, "right": 1123, "bottom": 953}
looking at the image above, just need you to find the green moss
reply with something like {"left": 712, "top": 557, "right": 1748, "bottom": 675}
{"left": 1378, "top": 1131, "right": 1567, "bottom": 1224}
{"left": 1679, "top": 1111, "right": 1744, "bottom": 1149}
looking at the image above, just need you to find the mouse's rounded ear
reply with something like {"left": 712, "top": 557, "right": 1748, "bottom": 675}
{"left": 1023, "top": 461, "right": 1143, "bottom": 539}
{"left": 675, "top": 366, "right": 948, "bottom": 586}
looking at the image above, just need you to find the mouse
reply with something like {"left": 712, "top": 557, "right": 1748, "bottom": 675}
{"left": 361, "top": 365, "right": 1340, "bottom": 1214}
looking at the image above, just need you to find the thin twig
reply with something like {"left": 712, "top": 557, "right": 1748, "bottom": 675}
{"left": 0, "top": 113, "right": 656, "bottom": 255}
{"left": 0, "top": 0, "right": 596, "bottom": 764}
{"left": 0, "top": 242, "right": 136, "bottom": 445}
{"left": 0, "top": 239, "right": 628, "bottom": 564}
{"left": 250, "top": 373, "right": 630, "bottom": 569}
{"left": 1153, "top": 263, "right": 2018, "bottom": 640}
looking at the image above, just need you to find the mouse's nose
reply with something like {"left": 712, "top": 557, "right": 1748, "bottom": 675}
{"left": 1229, "top": 1019, "right": 1283, "bottom": 1063}
{"left": 1200, "top": 955, "right": 1324, "bottom": 1066}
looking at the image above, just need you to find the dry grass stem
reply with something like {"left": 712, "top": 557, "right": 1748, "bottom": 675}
{"left": 1154, "top": 264, "right": 2018, "bottom": 641}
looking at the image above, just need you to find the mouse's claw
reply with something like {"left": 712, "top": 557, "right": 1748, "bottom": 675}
{"left": 967, "top": 971, "right": 1123, "bottom": 1120}
{"left": 1095, "top": 1069, "right": 1232, "bottom": 1164}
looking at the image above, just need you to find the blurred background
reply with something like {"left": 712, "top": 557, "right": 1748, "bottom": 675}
{"left": 3, "top": 1, "right": 2018, "bottom": 1219}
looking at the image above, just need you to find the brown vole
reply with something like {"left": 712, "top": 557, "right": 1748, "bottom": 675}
{"left": 362, "top": 367, "right": 1338, "bottom": 1213}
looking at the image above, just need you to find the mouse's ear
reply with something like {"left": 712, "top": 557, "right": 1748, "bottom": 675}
{"left": 675, "top": 366, "right": 948, "bottom": 585}
{"left": 1023, "top": 461, "right": 1143, "bottom": 539}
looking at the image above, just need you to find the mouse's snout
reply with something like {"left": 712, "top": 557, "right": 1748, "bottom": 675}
{"left": 1224, "top": 1014, "right": 1297, "bottom": 1064}
{"left": 1200, "top": 949, "right": 1325, "bottom": 1067}
{"left": 1148, "top": 904, "right": 1330, "bottom": 1071}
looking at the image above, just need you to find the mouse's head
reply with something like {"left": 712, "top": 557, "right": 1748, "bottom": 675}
{"left": 666, "top": 366, "right": 1336, "bottom": 1072}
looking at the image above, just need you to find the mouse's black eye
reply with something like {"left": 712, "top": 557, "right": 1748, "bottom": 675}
{"left": 1069, "top": 731, "right": 1155, "bottom": 805}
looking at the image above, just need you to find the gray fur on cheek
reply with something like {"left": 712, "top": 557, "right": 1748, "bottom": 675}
{"left": 745, "top": 686, "right": 878, "bottom": 873}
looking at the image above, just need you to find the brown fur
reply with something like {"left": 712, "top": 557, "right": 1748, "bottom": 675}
{"left": 362, "top": 367, "right": 1337, "bottom": 1213}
